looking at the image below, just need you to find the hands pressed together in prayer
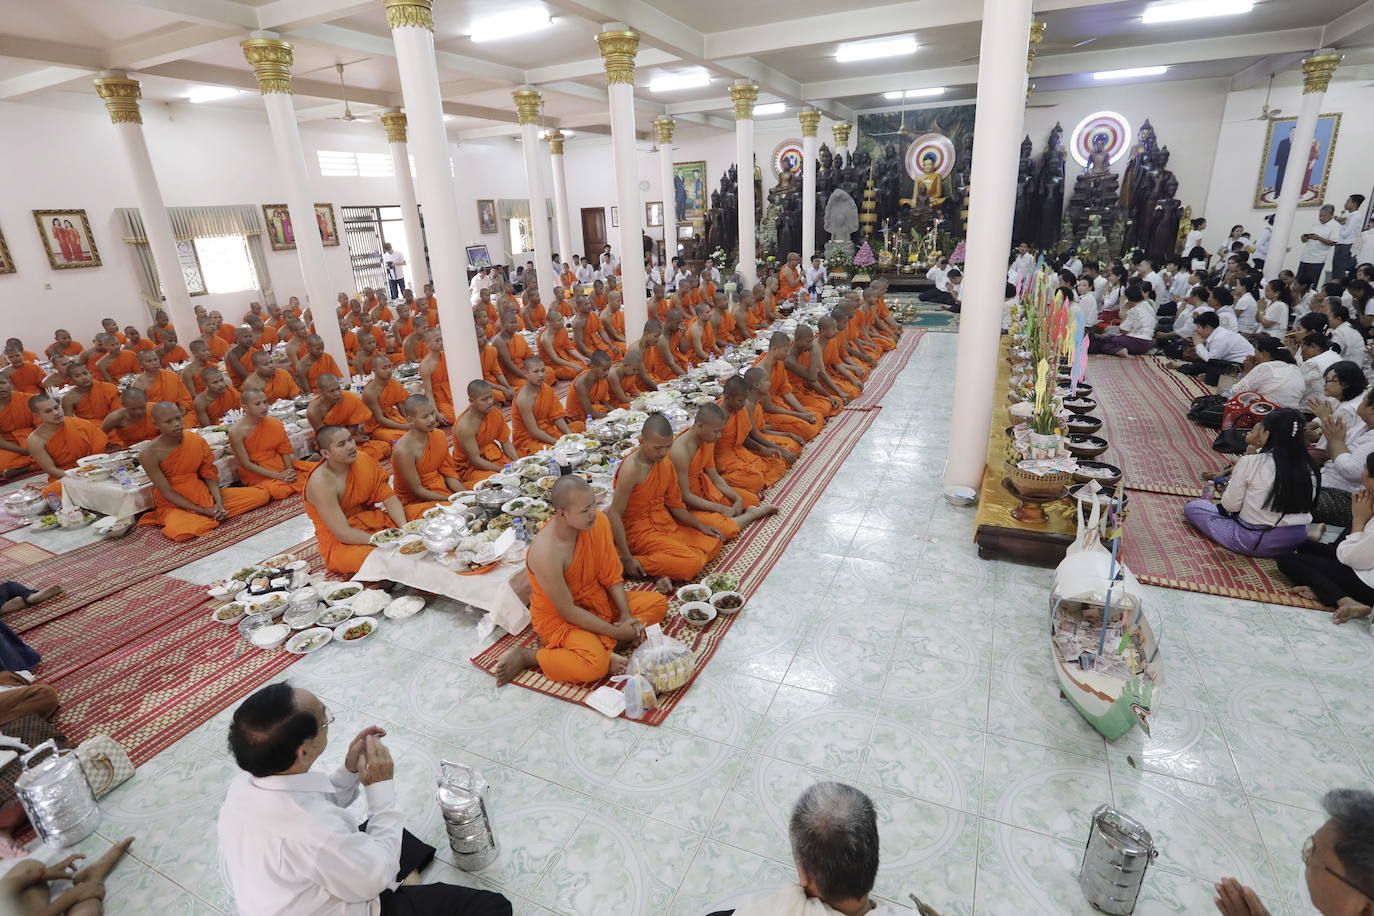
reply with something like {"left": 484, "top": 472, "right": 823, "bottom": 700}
{"left": 345, "top": 725, "right": 395, "bottom": 786}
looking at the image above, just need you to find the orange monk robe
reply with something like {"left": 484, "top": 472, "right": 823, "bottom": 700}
{"left": 560, "top": 270, "right": 577, "bottom": 288}
{"left": 861, "top": 307, "right": 896, "bottom": 352}
{"left": 643, "top": 339, "right": 677, "bottom": 383}
{"left": 364, "top": 378, "right": 410, "bottom": 444}
{"left": 139, "top": 432, "right": 270, "bottom": 541}
{"left": 594, "top": 293, "right": 608, "bottom": 310}
{"left": 306, "top": 354, "right": 344, "bottom": 391}
{"left": 341, "top": 331, "right": 359, "bottom": 357}
{"left": 784, "top": 351, "right": 840, "bottom": 422}
{"left": 142, "top": 369, "right": 195, "bottom": 418}
{"left": 616, "top": 456, "right": 725, "bottom": 580}
{"left": 479, "top": 345, "right": 510, "bottom": 406}
{"left": 254, "top": 329, "right": 278, "bottom": 350}
{"left": 51, "top": 341, "right": 82, "bottom": 358}
{"left": 158, "top": 345, "right": 189, "bottom": 368}
{"left": 239, "top": 417, "right": 314, "bottom": 499}
{"left": 846, "top": 320, "right": 880, "bottom": 364}
{"left": 554, "top": 298, "right": 574, "bottom": 319}
{"left": 304, "top": 452, "right": 395, "bottom": 575}
{"left": 6, "top": 363, "right": 45, "bottom": 395}
{"left": 428, "top": 357, "right": 455, "bottom": 424}
{"left": 393, "top": 428, "right": 459, "bottom": 520}
{"left": 684, "top": 435, "right": 753, "bottom": 530}
{"left": 501, "top": 336, "right": 532, "bottom": 391}
{"left": 205, "top": 336, "right": 230, "bottom": 360}
{"left": 256, "top": 368, "right": 301, "bottom": 402}
{"left": 752, "top": 401, "right": 800, "bottom": 459}
{"left": 203, "top": 386, "right": 243, "bottom": 425}
{"left": 323, "top": 391, "right": 391, "bottom": 461}
{"left": 520, "top": 303, "right": 548, "bottom": 332}
{"left": 451, "top": 408, "right": 510, "bottom": 488}
{"left": 89, "top": 350, "right": 139, "bottom": 379}
{"left": 756, "top": 356, "right": 822, "bottom": 441}
{"left": 778, "top": 266, "right": 801, "bottom": 300}
{"left": 512, "top": 383, "right": 582, "bottom": 456}
{"left": 0, "top": 398, "right": 35, "bottom": 474}
{"left": 698, "top": 319, "right": 717, "bottom": 357}
{"left": 128, "top": 338, "right": 156, "bottom": 353}
{"left": 654, "top": 298, "right": 670, "bottom": 322}
{"left": 538, "top": 329, "right": 581, "bottom": 381}
{"left": 716, "top": 310, "right": 740, "bottom": 347}
{"left": 70, "top": 381, "right": 121, "bottom": 423}
{"left": 821, "top": 335, "right": 861, "bottom": 400}
{"left": 38, "top": 417, "right": 108, "bottom": 497}
{"left": 565, "top": 370, "right": 612, "bottom": 419}
{"left": 216, "top": 324, "right": 237, "bottom": 345}
{"left": 715, "top": 405, "right": 783, "bottom": 497}
{"left": 675, "top": 324, "right": 699, "bottom": 368}
{"left": 393, "top": 316, "right": 415, "bottom": 339}
{"left": 583, "top": 312, "right": 625, "bottom": 358}
{"left": 373, "top": 304, "right": 394, "bottom": 322}
{"left": 109, "top": 413, "right": 157, "bottom": 449}
{"left": 528, "top": 512, "right": 667, "bottom": 683}
{"left": 608, "top": 310, "right": 626, "bottom": 342}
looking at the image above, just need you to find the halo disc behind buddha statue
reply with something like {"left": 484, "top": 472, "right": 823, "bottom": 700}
{"left": 904, "top": 133, "right": 955, "bottom": 181}
{"left": 1070, "top": 111, "right": 1131, "bottom": 168}
{"left": 771, "top": 139, "right": 804, "bottom": 177}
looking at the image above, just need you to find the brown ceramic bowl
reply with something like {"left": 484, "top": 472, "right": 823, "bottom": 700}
{"left": 1066, "top": 435, "right": 1109, "bottom": 459}
{"left": 1062, "top": 396, "right": 1098, "bottom": 415}
{"left": 1072, "top": 460, "right": 1123, "bottom": 487}
{"left": 1065, "top": 413, "right": 1103, "bottom": 435}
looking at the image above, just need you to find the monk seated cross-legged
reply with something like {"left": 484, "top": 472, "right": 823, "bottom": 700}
{"left": 609, "top": 413, "right": 727, "bottom": 586}
{"left": 228, "top": 388, "right": 315, "bottom": 500}
{"left": 304, "top": 425, "right": 408, "bottom": 576}
{"left": 493, "top": 476, "right": 668, "bottom": 686}
{"left": 670, "top": 403, "right": 778, "bottom": 539}
{"left": 138, "top": 402, "right": 271, "bottom": 541}
{"left": 27, "top": 393, "right": 109, "bottom": 499}
{"left": 0, "top": 375, "right": 36, "bottom": 480}
{"left": 391, "top": 396, "right": 464, "bottom": 520}
{"left": 242, "top": 350, "right": 301, "bottom": 402}
{"left": 130, "top": 348, "right": 194, "bottom": 420}
{"left": 60, "top": 363, "right": 120, "bottom": 424}
{"left": 512, "top": 358, "right": 580, "bottom": 456}
{"left": 359, "top": 356, "right": 411, "bottom": 445}
{"left": 100, "top": 387, "right": 156, "bottom": 449}
{"left": 784, "top": 325, "right": 846, "bottom": 419}
{"left": 452, "top": 380, "right": 517, "bottom": 489}
{"left": 565, "top": 351, "right": 615, "bottom": 422}
{"left": 754, "top": 332, "right": 823, "bottom": 441}
{"left": 307, "top": 374, "right": 392, "bottom": 462}
{"left": 419, "top": 331, "right": 456, "bottom": 425}
{"left": 714, "top": 375, "right": 788, "bottom": 498}
{"left": 537, "top": 310, "right": 586, "bottom": 382}
{"left": 294, "top": 334, "right": 344, "bottom": 395}
{"left": 193, "top": 367, "right": 243, "bottom": 428}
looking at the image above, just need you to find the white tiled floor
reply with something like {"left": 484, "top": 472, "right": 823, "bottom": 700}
{"left": 17, "top": 333, "right": 1373, "bottom": 915}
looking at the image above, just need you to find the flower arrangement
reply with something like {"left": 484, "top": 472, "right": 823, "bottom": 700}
{"left": 826, "top": 250, "right": 853, "bottom": 274}
{"left": 853, "top": 241, "right": 876, "bottom": 269}
{"left": 949, "top": 239, "right": 966, "bottom": 264}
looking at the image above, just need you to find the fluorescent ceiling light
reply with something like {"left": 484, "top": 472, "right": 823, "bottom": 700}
{"left": 753, "top": 102, "right": 785, "bottom": 116}
{"left": 1142, "top": 0, "right": 1253, "bottom": 24}
{"left": 469, "top": 9, "right": 552, "bottom": 42}
{"left": 649, "top": 69, "right": 711, "bottom": 93}
{"left": 1093, "top": 66, "right": 1168, "bottom": 80}
{"left": 836, "top": 35, "right": 917, "bottom": 63}
{"left": 883, "top": 87, "right": 946, "bottom": 100}
{"left": 187, "top": 86, "right": 240, "bottom": 103}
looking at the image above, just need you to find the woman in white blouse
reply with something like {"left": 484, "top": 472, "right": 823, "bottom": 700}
{"left": 1327, "top": 303, "right": 1368, "bottom": 370}
{"left": 1089, "top": 285, "right": 1156, "bottom": 356}
{"left": 1230, "top": 338, "right": 1305, "bottom": 409}
{"left": 1277, "top": 450, "right": 1374, "bottom": 622}
{"left": 1184, "top": 408, "right": 1316, "bottom": 557}
{"left": 1257, "top": 279, "right": 1293, "bottom": 336}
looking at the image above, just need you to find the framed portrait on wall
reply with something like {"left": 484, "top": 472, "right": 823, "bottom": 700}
{"left": 672, "top": 160, "right": 707, "bottom": 222}
{"left": 32, "top": 210, "right": 100, "bottom": 269}
{"left": 465, "top": 245, "right": 492, "bottom": 268}
{"left": 1253, "top": 113, "right": 1341, "bottom": 209}
{"left": 315, "top": 203, "right": 339, "bottom": 246}
{"left": 645, "top": 201, "right": 664, "bottom": 227}
{"left": 1363, "top": 183, "right": 1374, "bottom": 232}
{"left": 677, "top": 223, "right": 694, "bottom": 240}
{"left": 476, "top": 200, "right": 498, "bottom": 234}
{"left": 262, "top": 204, "right": 296, "bottom": 251}
{"left": 0, "top": 224, "right": 13, "bottom": 275}
{"left": 611, "top": 206, "right": 619, "bottom": 228}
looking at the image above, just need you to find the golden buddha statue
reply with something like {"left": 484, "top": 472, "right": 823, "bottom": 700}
{"left": 914, "top": 152, "right": 945, "bottom": 206}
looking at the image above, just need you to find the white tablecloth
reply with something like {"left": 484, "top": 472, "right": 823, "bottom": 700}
{"left": 355, "top": 548, "right": 532, "bottom": 636}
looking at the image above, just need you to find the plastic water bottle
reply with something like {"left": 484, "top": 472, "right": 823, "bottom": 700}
{"left": 112, "top": 467, "right": 135, "bottom": 490}
{"left": 513, "top": 516, "right": 527, "bottom": 544}
{"left": 44, "top": 493, "right": 60, "bottom": 512}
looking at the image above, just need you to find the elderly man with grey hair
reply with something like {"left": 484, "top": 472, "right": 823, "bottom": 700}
{"left": 708, "top": 782, "right": 906, "bottom": 916}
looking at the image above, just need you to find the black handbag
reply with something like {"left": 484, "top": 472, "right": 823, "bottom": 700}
{"left": 1188, "top": 394, "right": 1226, "bottom": 428}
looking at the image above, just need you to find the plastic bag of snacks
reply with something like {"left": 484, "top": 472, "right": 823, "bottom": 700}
{"left": 609, "top": 673, "right": 658, "bottom": 719}
{"left": 627, "top": 624, "right": 693, "bottom": 695}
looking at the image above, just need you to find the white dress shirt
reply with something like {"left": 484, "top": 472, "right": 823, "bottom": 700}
{"left": 1092, "top": 275, "right": 1108, "bottom": 298}
{"left": 1322, "top": 419, "right": 1374, "bottom": 492}
{"left": 1233, "top": 293, "right": 1259, "bottom": 333}
{"left": 667, "top": 269, "right": 688, "bottom": 292}
{"left": 1253, "top": 226, "right": 1273, "bottom": 260}
{"left": 218, "top": 765, "right": 404, "bottom": 916}
{"left": 383, "top": 250, "right": 405, "bottom": 284}
{"left": 1172, "top": 302, "right": 1200, "bottom": 338}
{"left": 1196, "top": 325, "right": 1254, "bottom": 364}
{"left": 1339, "top": 209, "right": 1364, "bottom": 245}
{"left": 1100, "top": 284, "right": 1121, "bottom": 315}
{"left": 1230, "top": 360, "right": 1306, "bottom": 409}
{"left": 1183, "top": 229, "right": 1204, "bottom": 255}
{"left": 1170, "top": 272, "right": 1192, "bottom": 301}
{"left": 1330, "top": 320, "right": 1367, "bottom": 369}
{"left": 1259, "top": 299, "right": 1289, "bottom": 335}
{"left": 1298, "top": 347, "right": 1342, "bottom": 405}
{"left": 1064, "top": 257, "right": 1083, "bottom": 278}
{"left": 1337, "top": 517, "right": 1374, "bottom": 587}
{"left": 469, "top": 272, "right": 490, "bottom": 305}
{"left": 1301, "top": 219, "right": 1340, "bottom": 264}
{"left": 1293, "top": 291, "right": 1315, "bottom": 322}
{"left": 926, "top": 265, "right": 947, "bottom": 289}
{"left": 575, "top": 263, "right": 596, "bottom": 283}
{"left": 804, "top": 265, "right": 828, "bottom": 289}
{"left": 1221, "top": 452, "right": 1313, "bottom": 528}
{"left": 1118, "top": 302, "right": 1157, "bottom": 340}
{"left": 1216, "top": 306, "right": 1239, "bottom": 332}
{"left": 1010, "top": 252, "right": 1034, "bottom": 282}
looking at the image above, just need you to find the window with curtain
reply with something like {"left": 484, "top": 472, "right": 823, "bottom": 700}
{"left": 117, "top": 205, "right": 276, "bottom": 312}
{"left": 509, "top": 217, "right": 532, "bottom": 256}
{"left": 172, "top": 236, "right": 259, "bottom": 296}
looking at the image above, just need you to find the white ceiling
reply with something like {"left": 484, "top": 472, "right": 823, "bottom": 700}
{"left": 0, "top": 0, "right": 1371, "bottom": 139}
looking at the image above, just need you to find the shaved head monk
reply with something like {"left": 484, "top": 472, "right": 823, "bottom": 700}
{"left": 359, "top": 356, "right": 410, "bottom": 444}
{"left": 60, "top": 363, "right": 120, "bottom": 423}
{"left": 180, "top": 339, "right": 216, "bottom": 394}
{"left": 753, "top": 332, "right": 822, "bottom": 441}
{"left": 304, "top": 425, "right": 407, "bottom": 575}
{"left": 306, "top": 374, "right": 391, "bottom": 462}
{"left": 243, "top": 350, "right": 301, "bottom": 401}
{"left": 2, "top": 348, "right": 44, "bottom": 397}
{"left": 623, "top": 322, "right": 662, "bottom": 394}
{"left": 784, "top": 325, "right": 846, "bottom": 417}
{"left": 512, "top": 358, "right": 577, "bottom": 456}
{"left": 818, "top": 315, "right": 864, "bottom": 399}
{"left": 227, "top": 387, "right": 314, "bottom": 500}
{"left": 608, "top": 412, "right": 726, "bottom": 585}
{"left": 156, "top": 328, "right": 189, "bottom": 368}
{"left": 743, "top": 366, "right": 804, "bottom": 459}
{"left": 391, "top": 396, "right": 463, "bottom": 520}
{"left": 669, "top": 402, "right": 778, "bottom": 536}
{"left": 131, "top": 347, "right": 194, "bottom": 419}
{"left": 295, "top": 335, "right": 343, "bottom": 394}
{"left": 46, "top": 329, "right": 81, "bottom": 360}
{"left": 716, "top": 373, "right": 791, "bottom": 500}
{"left": 493, "top": 475, "right": 668, "bottom": 686}
{"left": 193, "top": 367, "right": 242, "bottom": 428}
{"left": 27, "top": 393, "right": 109, "bottom": 498}
{"left": 537, "top": 309, "right": 585, "bottom": 381}
{"left": 418, "top": 331, "right": 455, "bottom": 425}
{"left": 452, "top": 380, "right": 516, "bottom": 488}
{"left": 138, "top": 402, "right": 270, "bottom": 541}
{"left": 0, "top": 375, "right": 37, "bottom": 480}
{"left": 492, "top": 311, "right": 531, "bottom": 390}
{"left": 566, "top": 350, "right": 615, "bottom": 421}
{"left": 100, "top": 386, "right": 156, "bottom": 449}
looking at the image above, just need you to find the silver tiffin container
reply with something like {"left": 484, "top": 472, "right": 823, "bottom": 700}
{"left": 437, "top": 760, "right": 498, "bottom": 871}
{"left": 1079, "top": 805, "right": 1158, "bottom": 914}
{"left": 15, "top": 740, "right": 100, "bottom": 848}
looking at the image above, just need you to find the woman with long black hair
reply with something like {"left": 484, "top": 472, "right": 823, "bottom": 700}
{"left": 1183, "top": 408, "right": 1317, "bottom": 556}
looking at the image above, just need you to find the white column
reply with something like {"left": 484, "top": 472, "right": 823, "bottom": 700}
{"left": 597, "top": 27, "right": 648, "bottom": 334}
{"left": 382, "top": 0, "right": 480, "bottom": 387}
{"left": 379, "top": 108, "right": 429, "bottom": 292}
{"left": 91, "top": 73, "right": 197, "bottom": 340}
{"left": 241, "top": 36, "right": 348, "bottom": 374}
{"left": 654, "top": 117, "right": 675, "bottom": 267}
{"left": 513, "top": 89, "right": 558, "bottom": 299}
{"left": 942, "top": 2, "right": 1035, "bottom": 499}
{"left": 1265, "top": 49, "right": 1343, "bottom": 282}
{"left": 799, "top": 108, "right": 820, "bottom": 260}
{"left": 731, "top": 82, "right": 758, "bottom": 283}
{"left": 546, "top": 129, "right": 574, "bottom": 268}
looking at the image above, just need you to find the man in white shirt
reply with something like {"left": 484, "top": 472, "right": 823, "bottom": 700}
{"left": 599, "top": 246, "right": 618, "bottom": 276}
{"left": 1177, "top": 311, "right": 1255, "bottom": 387}
{"left": 382, "top": 244, "right": 406, "bottom": 301}
{"left": 644, "top": 257, "right": 664, "bottom": 294}
{"left": 667, "top": 258, "right": 689, "bottom": 293}
{"left": 804, "top": 255, "right": 828, "bottom": 293}
{"left": 1136, "top": 258, "right": 1168, "bottom": 306}
{"left": 1249, "top": 215, "right": 1274, "bottom": 270}
{"left": 700, "top": 258, "right": 721, "bottom": 286}
{"left": 1332, "top": 193, "right": 1366, "bottom": 282}
{"left": 218, "top": 682, "right": 512, "bottom": 916}
{"left": 1298, "top": 204, "right": 1341, "bottom": 288}
{"left": 1083, "top": 263, "right": 1108, "bottom": 299}
{"left": 574, "top": 256, "right": 596, "bottom": 284}
{"left": 468, "top": 267, "right": 491, "bottom": 306}
{"left": 1008, "top": 242, "right": 1034, "bottom": 285}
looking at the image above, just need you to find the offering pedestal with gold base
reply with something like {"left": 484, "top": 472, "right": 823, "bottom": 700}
{"left": 1002, "top": 476, "right": 1069, "bottom": 524}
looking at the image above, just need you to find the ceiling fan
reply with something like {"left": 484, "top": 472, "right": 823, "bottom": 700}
{"left": 1229, "top": 75, "right": 1284, "bottom": 123}
{"left": 962, "top": 35, "right": 1096, "bottom": 63}
{"left": 326, "top": 62, "right": 370, "bottom": 122}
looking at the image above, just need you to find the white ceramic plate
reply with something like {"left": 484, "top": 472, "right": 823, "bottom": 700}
{"left": 333, "top": 616, "right": 379, "bottom": 644}
{"left": 383, "top": 595, "right": 426, "bottom": 619}
{"left": 285, "top": 626, "right": 333, "bottom": 655}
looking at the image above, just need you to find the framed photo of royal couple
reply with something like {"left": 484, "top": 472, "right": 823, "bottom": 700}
{"left": 1253, "top": 114, "right": 1341, "bottom": 209}
{"left": 261, "top": 203, "right": 340, "bottom": 250}
{"left": 33, "top": 209, "right": 100, "bottom": 270}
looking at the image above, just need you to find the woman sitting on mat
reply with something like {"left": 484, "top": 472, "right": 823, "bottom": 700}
{"left": 1229, "top": 337, "right": 1305, "bottom": 409}
{"left": 1278, "top": 451, "right": 1374, "bottom": 623}
{"left": 1089, "top": 285, "right": 1156, "bottom": 357}
{"left": 1305, "top": 360, "right": 1368, "bottom": 463}
{"left": 1183, "top": 408, "right": 1316, "bottom": 557}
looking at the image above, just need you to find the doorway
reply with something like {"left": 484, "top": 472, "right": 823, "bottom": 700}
{"left": 580, "top": 207, "right": 606, "bottom": 260}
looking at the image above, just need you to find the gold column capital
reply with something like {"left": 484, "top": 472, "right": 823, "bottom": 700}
{"left": 1302, "top": 49, "right": 1343, "bottom": 94}
{"left": 384, "top": 0, "right": 434, "bottom": 31}
{"left": 1028, "top": 21, "right": 1046, "bottom": 74}
{"left": 729, "top": 82, "right": 759, "bottom": 120}
{"left": 93, "top": 76, "right": 142, "bottom": 125}
{"left": 379, "top": 109, "right": 408, "bottom": 143}
{"left": 653, "top": 116, "right": 675, "bottom": 145}
{"left": 512, "top": 88, "right": 543, "bottom": 125}
{"left": 545, "top": 128, "right": 565, "bottom": 155}
{"left": 832, "top": 122, "right": 851, "bottom": 147}
{"left": 596, "top": 29, "right": 640, "bottom": 85}
{"left": 240, "top": 38, "right": 294, "bottom": 94}
{"left": 798, "top": 108, "right": 820, "bottom": 137}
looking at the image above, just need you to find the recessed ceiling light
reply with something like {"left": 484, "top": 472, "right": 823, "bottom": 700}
{"left": 836, "top": 35, "right": 918, "bottom": 63}
{"left": 649, "top": 69, "right": 711, "bottom": 93}
{"left": 1142, "top": 0, "right": 1253, "bottom": 24}
{"left": 753, "top": 102, "right": 785, "bottom": 116}
{"left": 884, "top": 87, "right": 946, "bottom": 100}
{"left": 469, "top": 9, "right": 552, "bottom": 43}
{"left": 1093, "top": 66, "right": 1168, "bottom": 80}
{"left": 187, "top": 86, "right": 240, "bottom": 103}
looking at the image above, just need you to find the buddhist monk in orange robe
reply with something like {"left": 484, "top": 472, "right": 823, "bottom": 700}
{"left": 493, "top": 476, "right": 667, "bottom": 686}
{"left": 492, "top": 313, "right": 531, "bottom": 392}
{"left": 45, "top": 331, "right": 82, "bottom": 360}
{"left": 131, "top": 349, "right": 194, "bottom": 419}
{"left": 512, "top": 358, "right": 578, "bottom": 456}
{"left": 783, "top": 325, "right": 846, "bottom": 419}
{"left": 608, "top": 413, "right": 726, "bottom": 582}
{"left": 753, "top": 334, "right": 823, "bottom": 441}
{"left": 192, "top": 368, "right": 243, "bottom": 427}
{"left": 307, "top": 374, "right": 391, "bottom": 462}
{"left": 537, "top": 311, "right": 585, "bottom": 382}
{"left": 744, "top": 366, "right": 804, "bottom": 459}
{"left": 243, "top": 351, "right": 301, "bottom": 402}
{"left": 229, "top": 388, "right": 314, "bottom": 500}
{"left": 297, "top": 335, "right": 344, "bottom": 394}
{"left": 27, "top": 395, "right": 109, "bottom": 498}
{"left": 778, "top": 252, "right": 803, "bottom": 301}
{"left": 715, "top": 375, "right": 789, "bottom": 496}
{"left": 59, "top": 364, "right": 120, "bottom": 423}
{"left": 818, "top": 316, "right": 864, "bottom": 400}
{"left": 670, "top": 404, "right": 779, "bottom": 532}
{"left": 2, "top": 349, "right": 45, "bottom": 395}
{"left": 0, "top": 376, "right": 36, "bottom": 478}
{"left": 391, "top": 396, "right": 463, "bottom": 520}
{"left": 565, "top": 352, "right": 615, "bottom": 420}
{"left": 645, "top": 312, "right": 686, "bottom": 383}
{"left": 91, "top": 334, "right": 140, "bottom": 383}
{"left": 304, "top": 426, "right": 407, "bottom": 575}
{"left": 452, "top": 380, "right": 517, "bottom": 488}
{"left": 100, "top": 387, "right": 157, "bottom": 449}
{"left": 419, "top": 331, "right": 456, "bottom": 425}
{"left": 359, "top": 356, "right": 410, "bottom": 445}
{"left": 476, "top": 328, "right": 515, "bottom": 406}
{"left": 138, "top": 403, "right": 270, "bottom": 541}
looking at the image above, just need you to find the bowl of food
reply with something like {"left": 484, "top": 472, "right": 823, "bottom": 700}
{"left": 397, "top": 537, "right": 427, "bottom": 556}
{"left": 701, "top": 572, "right": 740, "bottom": 594}
{"left": 282, "top": 603, "right": 320, "bottom": 630}
{"left": 710, "top": 591, "right": 745, "bottom": 616}
{"left": 1066, "top": 435, "right": 1109, "bottom": 459}
{"left": 676, "top": 583, "right": 712, "bottom": 604}
{"left": 74, "top": 465, "right": 113, "bottom": 481}
{"left": 245, "top": 593, "right": 289, "bottom": 618}
{"left": 369, "top": 527, "right": 405, "bottom": 548}
{"left": 321, "top": 581, "right": 365, "bottom": 606}
{"left": 1069, "top": 483, "right": 1131, "bottom": 511}
{"left": 383, "top": 595, "right": 426, "bottom": 619}
{"left": 334, "top": 616, "right": 378, "bottom": 644}
{"left": 316, "top": 603, "right": 354, "bottom": 626}
{"left": 1062, "top": 396, "right": 1098, "bottom": 416}
{"left": 401, "top": 518, "right": 426, "bottom": 535}
{"left": 285, "top": 626, "right": 333, "bottom": 655}
{"left": 263, "top": 553, "right": 298, "bottom": 568}
{"left": 537, "top": 475, "right": 559, "bottom": 492}
{"left": 678, "top": 601, "right": 716, "bottom": 628}
{"left": 1072, "top": 460, "right": 1123, "bottom": 487}
{"left": 447, "top": 492, "right": 478, "bottom": 508}
{"left": 249, "top": 622, "right": 291, "bottom": 650}
{"left": 1057, "top": 383, "right": 1093, "bottom": 397}
{"left": 349, "top": 588, "right": 391, "bottom": 618}
{"left": 2, "top": 489, "right": 48, "bottom": 519}
{"left": 502, "top": 497, "right": 546, "bottom": 517}
{"left": 211, "top": 602, "right": 246, "bottom": 625}
{"left": 1065, "top": 414, "right": 1103, "bottom": 435}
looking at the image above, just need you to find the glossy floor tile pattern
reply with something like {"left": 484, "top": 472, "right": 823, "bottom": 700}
{"left": 18, "top": 333, "right": 1372, "bottom": 915}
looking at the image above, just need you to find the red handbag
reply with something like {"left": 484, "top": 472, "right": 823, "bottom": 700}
{"left": 1220, "top": 392, "right": 1276, "bottom": 431}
